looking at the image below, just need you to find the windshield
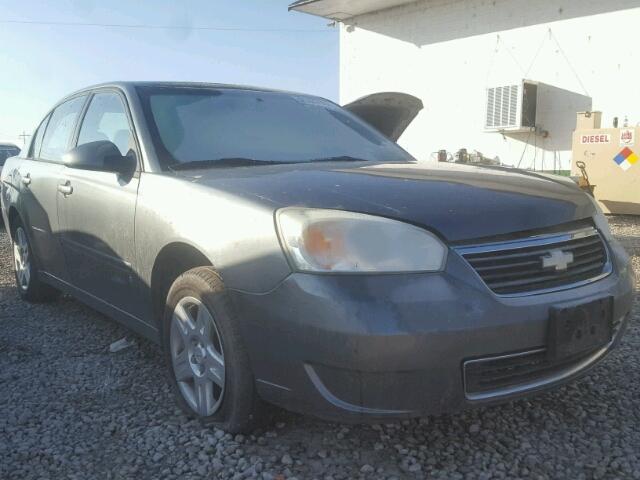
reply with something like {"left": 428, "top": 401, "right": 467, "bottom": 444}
{"left": 137, "top": 86, "right": 414, "bottom": 170}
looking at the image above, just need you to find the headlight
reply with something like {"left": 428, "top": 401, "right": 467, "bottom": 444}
{"left": 588, "top": 195, "right": 613, "bottom": 240}
{"left": 276, "top": 208, "right": 447, "bottom": 273}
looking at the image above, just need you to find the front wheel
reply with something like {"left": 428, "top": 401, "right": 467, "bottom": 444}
{"left": 12, "top": 223, "right": 59, "bottom": 303}
{"left": 162, "top": 267, "right": 262, "bottom": 433}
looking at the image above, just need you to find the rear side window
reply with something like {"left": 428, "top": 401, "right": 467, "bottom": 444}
{"left": 40, "top": 96, "right": 86, "bottom": 162}
{"left": 77, "top": 92, "right": 135, "bottom": 157}
{"left": 29, "top": 114, "right": 50, "bottom": 158}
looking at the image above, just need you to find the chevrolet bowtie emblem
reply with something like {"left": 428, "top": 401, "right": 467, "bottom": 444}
{"left": 542, "top": 249, "right": 574, "bottom": 271}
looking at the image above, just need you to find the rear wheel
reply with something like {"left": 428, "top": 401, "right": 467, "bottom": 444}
{"left": 162, "top": 266, "right": 262, "bottom": 433}
{"left": 12, "top": 222, "right": 59, "bottom": 303}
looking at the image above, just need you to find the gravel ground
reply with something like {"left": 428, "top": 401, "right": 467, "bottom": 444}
{"left": 0, "top": 217, "right": 638, "bottom": 480}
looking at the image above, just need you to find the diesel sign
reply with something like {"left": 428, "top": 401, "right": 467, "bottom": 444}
{"left": 581, "top": 134, "right": 611, "bottom": 144}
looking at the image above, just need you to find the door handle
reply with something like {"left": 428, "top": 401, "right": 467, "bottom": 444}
{"left": 21, "top": 173, "right": 31, "bottom": 186}
{"left": 58, "top": 181, "right": 73, "bottom": 196}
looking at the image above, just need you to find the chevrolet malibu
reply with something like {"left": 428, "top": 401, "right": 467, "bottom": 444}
{"left": 1, "top": 82, "right": 635, "bottom": 433}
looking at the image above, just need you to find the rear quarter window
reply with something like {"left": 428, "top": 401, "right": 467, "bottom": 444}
{"left": 29, "top": 113, "right": 51, "bottom": 158}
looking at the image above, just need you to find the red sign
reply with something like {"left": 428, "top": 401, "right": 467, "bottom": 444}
{"left": 620, "top": 128, "right": 635, "bottom": 147}
{"left": 581, "top": 134, "right": 611, "bottom": 144}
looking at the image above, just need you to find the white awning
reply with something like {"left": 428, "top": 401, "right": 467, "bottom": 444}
{"left": 288, "top": 0, "right": 417, "bottom": 20}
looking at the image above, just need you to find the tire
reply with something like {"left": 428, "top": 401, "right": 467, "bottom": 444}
{"left": 11, "top": 221, "right": 60, "bottom": 303}
{"left": 162, "top": 266, "right": 262, "bottom": 433}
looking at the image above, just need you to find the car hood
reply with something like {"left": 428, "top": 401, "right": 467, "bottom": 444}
{"left": 342, "top": 92, "right": 423, "bottom": 142}
{"left": 183, "top": 161, "right": 594, "bottom": 242}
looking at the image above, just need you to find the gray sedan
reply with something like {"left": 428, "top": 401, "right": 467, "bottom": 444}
{"left": 1, "top": 82, "right": 635, "bottom": 433}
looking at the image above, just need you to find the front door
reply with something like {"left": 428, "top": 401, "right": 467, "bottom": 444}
{"left": 57, "top": 91, "right": 142, "bottom": 317}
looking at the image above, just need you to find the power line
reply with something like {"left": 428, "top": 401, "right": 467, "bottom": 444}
{"left": 0, "top": 18, "right": 334, "bottom": 33}
{"left": 0, "top": 132, "right": 23, "bottom": 140}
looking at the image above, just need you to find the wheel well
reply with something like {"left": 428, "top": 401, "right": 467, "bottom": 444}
{"left": 150, "top": 242, "right": 212, "bottom": 324}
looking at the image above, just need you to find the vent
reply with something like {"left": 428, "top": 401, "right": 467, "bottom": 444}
{"left": 456, "top": 227, "right": 610, "bottom": 296}
{"left": 464, "top": 347, "right": 598, "bottom": 398}
{"left": 464, "top": 315, "right": 623, "bottom": 399}
{"left": 486, "top": 85, "right": 519, "bottom": 128}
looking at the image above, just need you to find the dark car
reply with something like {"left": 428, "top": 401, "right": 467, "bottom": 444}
{"left": 0, "top": 143, "right": 21, "bottom": 169}
{"left": 0, "top": 143, "right": 20, "bottom": 223}
{"left": 0, "top": 82, "right": 635, "bottom": 432}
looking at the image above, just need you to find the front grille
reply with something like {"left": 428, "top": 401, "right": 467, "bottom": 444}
{"left": 457, "top": 227, "right": 610, "bottom": 295}
{"left": 464, "top": 316, "right": 623, "bottom": 399}
{"left": 464, "top": 347, "right": 601, "bottom": 398}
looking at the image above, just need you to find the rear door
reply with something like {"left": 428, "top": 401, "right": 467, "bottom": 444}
{"left": 57, "top": 90, "right": 142, "bottom": 317}
{"left": 17, "top": 95, "right": 88, "bottom": 281}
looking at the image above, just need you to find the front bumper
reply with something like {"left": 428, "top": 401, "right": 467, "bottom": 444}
{"left": 229, "top": 238, "right": 635, "bottom": 422}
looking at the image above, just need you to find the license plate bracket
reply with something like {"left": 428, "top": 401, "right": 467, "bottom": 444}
{"left": 547, "top": 297, "right": 613, "bottom": 359}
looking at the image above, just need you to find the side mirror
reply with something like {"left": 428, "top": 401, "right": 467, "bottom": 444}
{"left": 63, "top": 141, "right": 135, "bottom": 175}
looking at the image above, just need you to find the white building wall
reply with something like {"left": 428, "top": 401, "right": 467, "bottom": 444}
{"left": 339, "top": 0, "right": 640, "bottom": 170}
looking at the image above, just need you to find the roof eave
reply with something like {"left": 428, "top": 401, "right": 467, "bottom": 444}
{"left": 288, "top": 0, "right": 419, "bottom": 20}
{"left": 288, "top": 0, "right": 354, "bottom": 21}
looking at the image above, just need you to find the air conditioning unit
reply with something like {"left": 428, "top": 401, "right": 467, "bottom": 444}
{"left": 485, "top": 80, "right": 538, "bottom": 132}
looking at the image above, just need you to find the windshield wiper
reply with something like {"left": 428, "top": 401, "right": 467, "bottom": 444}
{"left": 168, "top": 155, "right": 388, "bottom": 171}
{"left": 304, "top": 156, "right": 416, "bottom": 164}
{"left": 304, "top": 155, "right": 372, "bottom": 163}
{"left": 168, "top": 157, "right": 288, "bottom": 171}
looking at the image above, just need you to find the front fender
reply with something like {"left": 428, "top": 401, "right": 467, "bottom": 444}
{"left": 134, "top": 172, "right": 291, "bottom": 296}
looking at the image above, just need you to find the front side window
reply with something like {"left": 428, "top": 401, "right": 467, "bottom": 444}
{"left": 40, "top": 95, "right": 86, "bottom": 162}
{"left": 137, "top": 87, "right": 413, "bottom": 170}
{"left": 77, "top": 92, "right": 135, "bottom": 157}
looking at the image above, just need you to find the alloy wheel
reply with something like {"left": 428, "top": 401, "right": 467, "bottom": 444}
{"left": 170, "top": 296, "right": 225, "bottom": 416}
{"left": 13, "top": 227, "right": 31, "bottom": 292}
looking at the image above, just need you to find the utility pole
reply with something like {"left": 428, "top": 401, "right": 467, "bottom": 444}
{"left": 18, "top": 130, "right": 31, "bottom": 146}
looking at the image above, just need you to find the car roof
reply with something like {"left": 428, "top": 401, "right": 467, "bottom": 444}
{"left": 61, "top": 81, "right": 310, "bottom": 102}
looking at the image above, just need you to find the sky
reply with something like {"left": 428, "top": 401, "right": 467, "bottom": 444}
{"left": 0, "top": 0, "right": 338, "bottom": 147}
